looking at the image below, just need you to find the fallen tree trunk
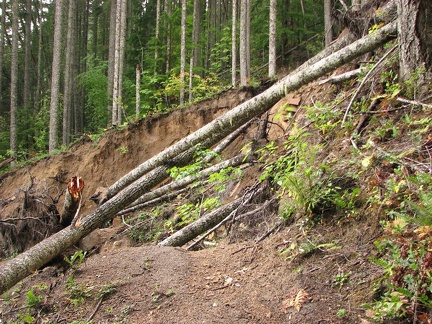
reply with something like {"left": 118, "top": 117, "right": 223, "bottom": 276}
{"left": 120, "top": 154, "right": 249, "bottom": 215}
{"left": 158, "top": 185, "right": 264, "bottom": 247}
{"left": 106, "top": 21, "right": 396, "bottom": 201}
{"left": 0, "top": 21, "right": 397, "bottom": 295}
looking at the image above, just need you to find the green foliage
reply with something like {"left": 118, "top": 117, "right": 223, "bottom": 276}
{"left": 64, "top": 250, "right": 87, "bottom": 271}
{"left": 365, "top": 172, "right": 432, "bottom": 321}
{"left": 78, "top": 56, "right": 109, "bottom": 132}
{"left": 25, "top": 288, "right": 43, "bottom": 307}
{"left": 259, "top": 133, "right": 359, "bottom": 221}
{"left": 66, "top": 274, "right": 94, "bottom": 306}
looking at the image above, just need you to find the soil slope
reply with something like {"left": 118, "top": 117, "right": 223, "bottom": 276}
{"left": 0, "top": 80, "right": 414, "bottom": 323}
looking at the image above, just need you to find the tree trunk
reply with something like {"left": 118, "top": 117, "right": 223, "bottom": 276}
{"left": 112, "top": 0, "right": 121, "bottom": 125}
{"left": 10, "top": 0, "right": 19, "bottom": 164}
{"left": 63, "top": 0, "right": 77, "bottom": 146}
{"left": 48, "top": 0, "right": 64, "bottom": 153}
{"left": 0, "top": 1, "right": 5, "bottom": 104}
{"left": 268, "top": 0, "right": 277, "bottom": 77}
{"left": 107, "top": 0, "right": 117, "bottom": 126}
{"left": 136, "top": 64, "right": 141, "bottom": 119}
{"left": 154, "top": 0, "right": 161, "bottom": 75}
{"left": 231, "top": 0, "right": 237, "bottom": 87}
{"left": 158, "top": 198, "right": 243, "bottom": 247}
{"left": 397, "top": 0, "right": 432, "bottom": 97}
{"left": 116, "top": 0, "right": 127, "bottom": 125}
{"left": 324, "top": 0, "right": 333, "bottom": 47}
{"left": 60, "top": 176, "right": 85, "bottom": 227}
{"left": 239, "top": 0, "right": 248, "bottom": 86}
{"left": 23, "top": 0, "right": 32, "bottom": 114}
{"left": 179, "top": 0, "right": 187, "bottom": 106}
{"left": 0, "top": 21, "right": 397, "bottom": 295}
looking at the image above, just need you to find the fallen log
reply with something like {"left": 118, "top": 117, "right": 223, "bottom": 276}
{"left": 158, "top": 185, "right": 264, "bottom": 247}
{"left": 0, "top": 21, "right": 397, "bottom": 295}
{"left": 0, "top": 156, "right": 15, "bottom": 169}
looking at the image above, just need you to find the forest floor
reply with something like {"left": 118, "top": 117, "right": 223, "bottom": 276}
{"left": 0, "top": 59, "right": 425, "bottom": 323}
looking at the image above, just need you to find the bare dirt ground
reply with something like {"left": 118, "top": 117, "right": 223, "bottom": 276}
{"left": 0, "top": 83, "right": 405, "bottom": 323}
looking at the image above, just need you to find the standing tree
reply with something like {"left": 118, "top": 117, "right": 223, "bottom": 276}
{"left": 179, "top": 0, "right": 187, "bottom": 106}
{"left": 63, "top": 0, "right": 78, "bottom": 146}
{"left": 231, "top": 0, "right": 237, "bottom": 87}
{"left": 0, "top": 0, "right": 5, "bottom": 105}
{"left": 324, "top": 0, "right": 333, "bottom": 47}
{"left": 49, "top": 0, "right": 64, "bottom": 153}
{"left": 397, "top": 0, "right": 432, "bottom": 98}
{"left": 107, "top": 0, "right": 117, "bottom": 126}
{"left": 268, "top": 0, "right": 277, "bottom": 77}
{"left": 10, "top": 0, "right": 19, "bottom": 163}
{"left": 239, "top": 0, "right": 250, "bottom": 86}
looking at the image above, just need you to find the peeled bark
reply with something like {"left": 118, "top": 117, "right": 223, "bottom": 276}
{"left": 0, "top": 22, "right": 397, "bottom": 295}
{"left": 60, "top": 176, "right": 85, "bottom": 227}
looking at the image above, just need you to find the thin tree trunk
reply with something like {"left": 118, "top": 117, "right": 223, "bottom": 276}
{"left": 0, "top": 21, "right": 397, "bottom": 295}
{"left": 0, "top": 1, "right": 5, "bottom": 106}
{"left": 10, "top": 0, "right": 19, "bottom": 163}
{"left": 269, "top": 0, "right": 277, "bottom": 77}
{"left": 107, "top": 0, "right": 117, "bottom": 126}
{"left": 180, "top": 0, "right": 187, "bottom": 106}
{"left": 136, "top": 64, "right": 141, "bottom": 119}
{"left": 116, "top": 0, "right": 127, "bottom": 125}
{"left": 324, "top": 0, "right": 333, "bottom": 47}
{"left": 23, "top": 0, "right": 32, "bottom": 114}
{"left": 239, "top": 0, "right": 248, "bottom": 86}
{"left": 231, "top": 0, "right": 237, "bottom": 87}
{"left": 63, "top": 0, "right": 77, "bottom": 146}
{"left": 112, "top": 0, "right": 121, "bottom": 125}
{"left": 154, "top": 0, "right": 161, "bottom": 75}
{"left": 49, "top": 0, "right": 64, "bottom": 153}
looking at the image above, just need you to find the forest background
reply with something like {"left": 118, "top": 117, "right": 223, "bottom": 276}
{"left": 0, "top": 0, "right": 332, "bottom": 161}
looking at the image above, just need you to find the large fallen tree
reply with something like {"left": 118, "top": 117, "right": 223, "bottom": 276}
{"left": 0, "top": 21, "right": 397, "bottom": 294}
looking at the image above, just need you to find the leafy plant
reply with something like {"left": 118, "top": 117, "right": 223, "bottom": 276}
{"left": 25, "top": 289, "right": 43, "bottom": 307}
{"left": 64, "top": 250, "right": 87, "bottom": 270}
{"left": 66, "top": 274, "right": 94, "bottom": 306}
{"left": 365, "top": 195, "right": 432, "bottom": 321}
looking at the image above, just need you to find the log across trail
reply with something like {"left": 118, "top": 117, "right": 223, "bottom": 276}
{"left": 0, "top": 22, "right": 397, "bottom": 295}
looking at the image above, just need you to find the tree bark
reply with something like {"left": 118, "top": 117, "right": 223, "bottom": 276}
{"left": 107, "top": 0, "right": 117, "bottom": 126}
{"left": 158, "top": 198, "right": 243, "bottom": 247}
{"left": 10, "top": 0, "right": 19, "bottom": 163}
{"left": 60, "top": 176, "right": 85, "bottom": 227}
{"left": 231, "top": 0, "right": 237, "bottom": 87}
{"left": 159, "top": 184, "right": 265, "bottom": 247}
{"left": 268, "top": 0, "right": 277, "bottom": 77}
{"left": 179, "top": 0, "right": 187, "bottom": 106}
{"left": 397, "top": 0, "right": 432, "bottom": 97}
{"left": 0, "top": 21, "right": 397, "bottom": 295}
{"left": 63, "top": 0, "right": 77, "bottom": 146}
{"left": 324, "top": 0, "right": 333, "bottom": 47}
{"left": 136, "top": 64, "right": 141, "bottom": 119}
{"left": 239, "top": 0, "right": 249, "bottom": 86}
{"left": 0, "top": 1, "right": 5, "bottom": 105}
{"left": 49, "top": 0, "right": 64, "bottom": 153}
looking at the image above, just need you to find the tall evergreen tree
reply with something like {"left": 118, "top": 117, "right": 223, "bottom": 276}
{"left": 10, "top": 0, "right": 19, "bottom": 162}
{"left": 49, "top": 0, "right": 64, "bottom": 153}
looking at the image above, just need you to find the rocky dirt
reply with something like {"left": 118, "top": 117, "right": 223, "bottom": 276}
{"left": 0, "top": 81, "right": 412, "bottom": 323}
